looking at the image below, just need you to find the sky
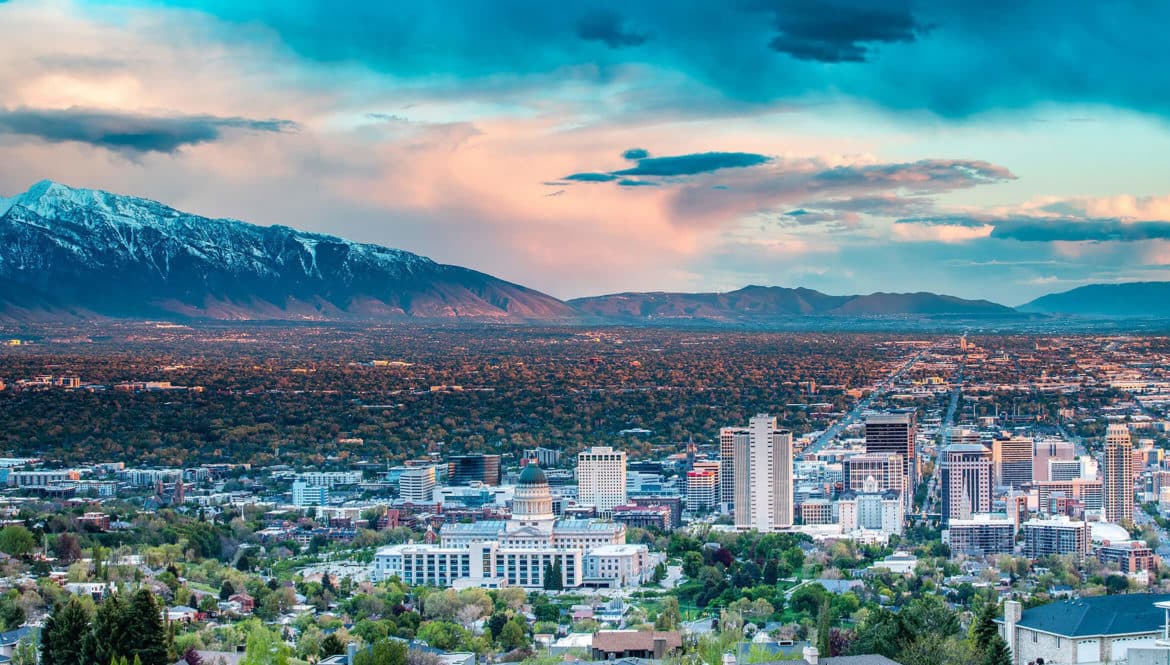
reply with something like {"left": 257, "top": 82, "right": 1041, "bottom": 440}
{"left": 1, "top": 1, "right": 1170, "bottom": 304}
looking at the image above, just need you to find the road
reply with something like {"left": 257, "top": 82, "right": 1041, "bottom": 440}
{"left": 804, "top": 349, "right": 928, "bottom": 456}
{"left": 922, "top": 371, "right": 962, "bottom": 518}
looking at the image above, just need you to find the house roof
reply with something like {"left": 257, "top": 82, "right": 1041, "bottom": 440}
{"left": 1008, "top": 593, "right": 1170, "bottom": 637}
{"left": 0, "top": 626, "right": 33, "bottom": 646}
{"left": 592, "top": 631, "right": 682, "bottom": 653}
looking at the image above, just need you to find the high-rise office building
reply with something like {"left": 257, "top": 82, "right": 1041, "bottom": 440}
{"left": 447, "top": 454, "right": 501, "bottom": 486}
{"left": 292, "top": 480, "right": 328, "bottom": 507}
{"left": 1033, "top": 439, "right": 1076, "bottom": 482}
{"left": 577, "top": 446, "right": 628, "bottom": 512}
{"left": 686, "top": 468, "right": 719, "bottom": 511}
{"left": 720, "top": 427, "right": 747, "bottom": 507}
{"left": 992, "top": 436, "right": 1033, "bottom": 490}
{"left": 1103, "top": 424, "right": 1134, "bottom": 525}
{"left": 733, "top": 414, "right": 794, "bottom": 532}
{"left": 940, "top": 444, "right": 993, "bottom": 523}
{"left": 843, "top": 453, "right": 905, "bottom": 497}
{"left": 399, "top": 466, "right": 436, "bottom": 503}
{"left": 865, "top": 411, "right": 917, "bottom": 497}
{"left": 1049, "top": 459, "right": 1083, "bottom": 482}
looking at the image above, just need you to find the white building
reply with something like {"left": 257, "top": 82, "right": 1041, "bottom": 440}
{"left": 578, "top": 446, "right": 627, "bottom": 512}
{"left": 686, "top": 465, "right": 719, "bottom": 511}
{"left": 291, "top": 480, "right": 328, "bottom": 507}
{"left": 373, "top": 464, "right": 650, "bottom": 589}
{"left": 399, "top": 466, "right": 436, "bottom": 503}
{"left": 297, "top": 471, "right": 362, "bottom": 487}
{"left": 8, "top": 469, "right": 82, "bottom": 487}
{"left": 734, "top": 414, "right": 793, "bottom": 532}
{"left": 837, "top": 477, "right": 903, "bottom": 540}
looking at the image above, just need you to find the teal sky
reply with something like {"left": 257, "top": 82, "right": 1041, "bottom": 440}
{"left": 1, "top": 0, "right": 1169, "bottom": 304}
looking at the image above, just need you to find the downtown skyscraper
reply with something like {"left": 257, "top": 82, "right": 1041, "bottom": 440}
{"left": 733, "top": 414, "right": 794, "bottom": 532}
{"left": 1102, "top": 423, "right": 1134, "bottom": 525}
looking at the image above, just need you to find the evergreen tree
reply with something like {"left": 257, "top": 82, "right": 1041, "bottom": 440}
{"left": 980, "top": 634, "right": 1011, "bottom": 665}
{"left": 763, "top": 559, "right": 779, "bottom": 585}
{"left": 969, "top": 602, "right": 999, "bottom": 656}
{"left": 42, "top": 598, "right": 92, "bottom": 665}
{"left": 219, "top": 580, "right": 235, "bottom": 601}
{"left": 816, "top": 600, "right": 831, "bottom": 657}
{"left": 321, "top": 633, "right": 345, "bottom": 658}
{"left": 84, "top": 594, "right": 131, "bottom": 665}
{"left": 125, "top": 589, "right": 169, "bottom": 665}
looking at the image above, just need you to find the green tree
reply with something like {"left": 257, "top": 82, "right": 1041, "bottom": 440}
{"left": 42, "top": 598, "right": 92, "bottom": 665}
{"left": 241, "top": 623, "right": 291, "bottom": 665}
{"left": 499, "top": 617, "right": 529, "bottom": 651}
{"left": 980, "top": 633, "right": 1011, "bottom": 665}
{"left": 125, "top": 590, "right": 169, "bottom": 665}
{"left": 543, "top": 561, "right": 563, "bottom": 591}
{"left": 969, "top": 602, "right": 999, "bottom": 655}
{"left": 655, "top": 597, "right": 681, "bottom": 631}
{"left": 0, "top": 526, "right": 36, "bottom": 557}
{"left": 816, "top": 600, "right": 831, "bottom": 657}
{"left": 321, "top": 634, "right": 346, "bottom": 658}
{"left": 83, "top": 594, "right": 131, "bottom": 665}
{"left": 354, "top": 639, "right": 407, "bottom": 665}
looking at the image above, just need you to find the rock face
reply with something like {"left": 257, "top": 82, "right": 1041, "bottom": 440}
{"left": 0, "top": 180, "right": 574, "bottom": 321}
{"left": 1020, "top": 282, "right": 1170, "bottom": 318}
{"left": 570, "top": 285, "right": 1016, "bottom": 322}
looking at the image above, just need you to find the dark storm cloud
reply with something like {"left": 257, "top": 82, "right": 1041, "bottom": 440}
{"left": 0, "top": 107, "right": 296, "bottom": 154}
{"left": 748, "top": 0, "right": 927, "bottom": 63}
{"left": 902, "top": 214, "right": 1170, "bottom": 242}
{"left": 622, "top": 148, "right": 650, "bottom": 160}
{"left": 576, "top": 10, "right": 649, "bottom": 48}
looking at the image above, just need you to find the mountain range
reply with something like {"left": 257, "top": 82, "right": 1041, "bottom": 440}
{"left": 0, "top": 180, "right": 1161, "bottom": 324}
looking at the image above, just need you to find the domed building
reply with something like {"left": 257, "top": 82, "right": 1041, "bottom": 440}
{"left": 373, "top": 462, "right": 653, "bottom": 589}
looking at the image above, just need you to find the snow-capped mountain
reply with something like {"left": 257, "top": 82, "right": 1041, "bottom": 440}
{"left": 0, "top": 180, "right": 575, "bottom": 321}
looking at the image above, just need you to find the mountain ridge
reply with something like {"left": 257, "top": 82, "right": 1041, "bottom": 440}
{"left": 1020, "top": 281, "right": 1170, "bottom": 318}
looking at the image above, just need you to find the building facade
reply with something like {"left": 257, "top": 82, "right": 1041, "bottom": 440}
{"left": 944, "top": 514, "right": 1015, "bottom": 556}
{"left": 372, "top": 464, "right": 650, "bottom": 589}
{"left": 940, "top": 444, "right": 993, "bottom": 523}
{"left": 992, "top": 436, "right": 1033, "bottom": 490}
{"left": 1022, "top": 516, "right": 1089, "bottom": 558}
{"left": 399, "top": 466, "right": 436, "bottom": 503}
{"left": 733, "top": 414, "right": 793, "bottom": 532}
{"left": 577, "top": 446, "right": 627, "bottom": 512}
{"left": 864, "top": 411, "right": 917, "bottom": 495}
{"left": 1103, "top": 423, "right": 1135, "bottom": 524}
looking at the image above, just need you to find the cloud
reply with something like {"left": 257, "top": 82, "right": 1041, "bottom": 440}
{"left": 622, "top": 148, "right": 649, "bottom": 160}
{"left": 750, "top": 0, "right": 927, "bottom": 63}
{"left": 897, "top": 214, "right": 1170, "bottom": 243}
{"left": 0, "top": 107, "right": 296, "bottom": 155}
{"left": 892, "top": 221, "right": 994, "bottom": 243}
{"left": 564, "top": 172, "right": 619, "bottom": 182}
{"left": 617, "top": 179, "right": 659, "bottom": 187}
{"left": 812, "top": 159, "right": 1015, "bottom": 191}
{"left": 565, "top": 150, "right": 771, "bottom": 182}
{"left": 576, "top": 10, "right": 648, "bottom": 48}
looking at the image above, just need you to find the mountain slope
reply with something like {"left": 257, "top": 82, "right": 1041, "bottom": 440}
{"left": 1021, "top": 282, "right": 1170, "bottom": 317}
{"left": 0, "top": 180, "right": 574, "bottom": 321}
{"left": 570, "top": 285, "right": 1016, "bottom": 321}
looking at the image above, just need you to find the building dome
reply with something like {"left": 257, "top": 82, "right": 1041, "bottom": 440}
{"left": 518, "top": 463, "right": 548, "bottom": 486}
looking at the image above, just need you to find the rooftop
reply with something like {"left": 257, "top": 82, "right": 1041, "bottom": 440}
{"left": 1005, "top": 593, "right": 1170, "bottom": 637}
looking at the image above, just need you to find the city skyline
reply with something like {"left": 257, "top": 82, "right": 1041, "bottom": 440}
{"left": 3, "top": 2, "right": 1170, "bottom": 302}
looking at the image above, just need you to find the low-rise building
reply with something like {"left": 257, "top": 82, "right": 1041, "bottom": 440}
{"left": 999, "top": 595, "right": 1170, "bottom": 665}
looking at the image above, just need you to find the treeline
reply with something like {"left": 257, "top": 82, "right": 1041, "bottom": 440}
{"left": 41, "top": 589, "right": 170, "bottom": 665}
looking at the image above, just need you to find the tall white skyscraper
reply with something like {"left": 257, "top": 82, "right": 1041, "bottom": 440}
{"left": 577, "top": 446, "right": 627, "bottom": 511}
{"left": 398, "top": 465, "right": 436, "bottom": 503}
{"left": 733, "top": 414, "right": 794, "bottom": 532}
{"left": 720, "top": 427, "right": 747, "bottom": 507}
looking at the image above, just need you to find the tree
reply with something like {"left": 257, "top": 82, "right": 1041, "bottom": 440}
{"left": 125, "top": 589, "right": 169, "bottom": 665}
{"left": 354, "top": 639, "right": 407, "bottom": 665}
{"left": 181, "top": 647, "right": 204, "bottom": 665}
{"left": 816, "top": 601, "right": 831, "bottom": 657}
{"left": 763, "top": 559, "right": 779, "bottom": 585}
{"left": 321, "top": 634, "right": 346, "bottom": 658}
{"left": 543, "top": 561, "right": 563, "bottom": 591}
{"left": 652, "top": 562, "right": 666, "bottom": 584}
{"left": 11, "top": 634, "right": 38, "bottom": 665}
{"left": 54, "top": 533, "right": 83, "bottom": 563}
{"left": 42, "top": 598, "right": 92, "bottom": 665}
{"left": 499, "top": 617, "right": 529, "bottom": 651}
{"left": 487, "top": 613, "right": 508, "bottom": 641}
{"left": 83, "top": 594, "right": 131, "bottom": 665}
{"left": 0, "top": 526, "right": 36, "bottom": 557}
{"left": 969, "top": 602, "right": 999, "bottom": 655}
{"left": 241, "top": 623, "right": 291, "bottom": 665}
{"left": 980, "top": 633, "right": 1011, "bottom": 665}
{"left": 655, "top": 597, "right": 681, "bottom": 631}
{"left": 1104, "top": 574, "right": 1129, "bottom": 594}
{"left": 219, "top": 581, "right": 235, "bottom": 601}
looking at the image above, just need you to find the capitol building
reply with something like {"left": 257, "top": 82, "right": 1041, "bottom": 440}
{"left": 372, "top": 463, "right": 653, "bottom": 589}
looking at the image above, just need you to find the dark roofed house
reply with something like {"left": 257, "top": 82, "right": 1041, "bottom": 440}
{"left": 999, "top": 595, "right": 1170, "bottom": 665}
{"left": 591, "top": 631, "right": 682, "bottom": 660}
